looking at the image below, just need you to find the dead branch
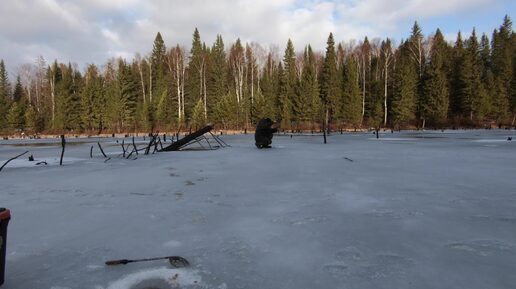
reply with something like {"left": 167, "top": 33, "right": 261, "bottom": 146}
{"left": 0, "top": 150, "right": 29, "bottom": 172}
{"left": 121, "top": 139, "right": 126, "bottom": 158}
{"left": 132, "top": 136, "right": 138, "bottom": 155}
{"left": 97, "top": 142, "right": 107, "bottom": 158}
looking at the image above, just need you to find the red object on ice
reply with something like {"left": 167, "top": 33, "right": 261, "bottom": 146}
{"left": 0, "top": 209, "right": 10, "bottom": 220}
{"left": 1, "top": 208, "right": 11, "bottom": 286}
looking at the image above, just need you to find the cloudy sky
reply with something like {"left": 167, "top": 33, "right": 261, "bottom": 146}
{"left": 0, "top": 0, "right": 514, "bottom": 75}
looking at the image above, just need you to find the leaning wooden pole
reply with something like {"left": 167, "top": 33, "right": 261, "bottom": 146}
{"left": 59, "top": 134, "right": 66, "bottom": 166}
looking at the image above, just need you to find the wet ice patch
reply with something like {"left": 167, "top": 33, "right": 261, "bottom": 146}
{"left": 163, "top": 240, "right": 182, "bottom": 248}
{"left": 448, "top": 240, "right": 516, "bottom": 256}
{"left": 104, "top": 267, "right": 201, "bottom": 289}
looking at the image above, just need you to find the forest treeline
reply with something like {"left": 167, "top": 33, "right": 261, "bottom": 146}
{"left": 0, "top": 16, "right": 514, "bottom": 134}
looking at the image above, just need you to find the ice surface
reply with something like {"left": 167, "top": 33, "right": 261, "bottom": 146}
{"left": 1, "top": 130, "right": 515, "bottom": 289}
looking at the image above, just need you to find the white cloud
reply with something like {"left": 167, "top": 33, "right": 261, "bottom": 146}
{"left": 0, "top": 0, "right": 500, "bottom": 75}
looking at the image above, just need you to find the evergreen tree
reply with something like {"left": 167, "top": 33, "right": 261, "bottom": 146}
{"left": 450, "top": 31, "right": 466, "bottom": 117}
{"left": 24, "top": 105, "right": 38, "bottom": 132}
{"left": 342, "top": 56, "right": 362, "bottom": 129}
{"left": 408, "top": 21, "right": 426, "bottom": 127}
{"left": 491, "top": 16, "right": 513, "bottom": 123}
{"left": 0, "top": 60, "right": 10, "bottom": 130}
{"left": 279, "top": 39, "right": 297, "bottom": 129}
{"left": 422, "top": 29, "right": 450, "bottom": 127}
{"left": 150, "top": 32, "right": 168, "bottom": 126}
{"left": 7, "top": 102, "right": 24, "bottom": 131}
{"left": 259, "top": 53, "right": 280, "bottom": 120}
{"left": 466, "top": 29, "right": 489, "bottom": 121}
{"left": 186, "top": 28, "right": 205, "bottom": 121}
{"left": 81, "top": 64, "right": 106, "bottom": 131}
{"left": 191, "top": 98, "right": 206, "bottom": 130}
{"left": 298, "top": 45, "right": 320, "bottom": 126}
{"left": 320, "top": 33, "right": 340, "bottom": 131}
{"left": 13, "top": 76, "right": 24, "bottom": 102}
{"left": 11, "top": 76, "right": 27, "bottom": 130}
{"left": 118, "top": 60, "right": 139, "bottom": 131}
{"left": 391, "top": 41, "right": 418, "bottom": 128}
{"left": 208, "top": 35, "right": 227, "bottom": 121}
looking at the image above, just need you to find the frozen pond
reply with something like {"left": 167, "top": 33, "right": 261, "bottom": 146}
{"left": 1, "top": 130, "right": 515, "bottom": 289}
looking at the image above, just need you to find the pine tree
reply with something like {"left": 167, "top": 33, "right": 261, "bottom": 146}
{"left": 320, "top": 33, "right": 340, "bottom": 132}
{"left": 422, "top": 29, "right": 450, "bottom": 127}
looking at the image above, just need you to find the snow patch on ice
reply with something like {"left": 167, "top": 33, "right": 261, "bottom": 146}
{"left": 103, "top": 267, "right": 201, "bottom": 289}
{"left": 163, "top": 240, "right": 182, "bottom": 248}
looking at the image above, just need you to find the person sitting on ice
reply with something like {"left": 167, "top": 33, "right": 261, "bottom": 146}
{"left": 255, "top": 118, "right": 279, "bottom": 148}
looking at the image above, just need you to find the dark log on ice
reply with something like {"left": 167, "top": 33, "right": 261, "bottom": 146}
{"left": 60, "top": 135, "right": 66, "bottom": 165}
{"left": 0, "top": 150, "right": 29, "bottom": 172}
{"left": 160, "top": 125, "right": 213, "bottom": 151}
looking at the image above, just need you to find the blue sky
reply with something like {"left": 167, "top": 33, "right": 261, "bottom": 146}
{"left": 0, "top": 0, "right": 513, "bottom": 76}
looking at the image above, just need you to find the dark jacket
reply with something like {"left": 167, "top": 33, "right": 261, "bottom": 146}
{"left": 255, "top": 118, "right": 277, "bottom": 148}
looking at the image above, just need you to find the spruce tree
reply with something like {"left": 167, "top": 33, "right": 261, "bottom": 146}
{"left": 13, "top": 76, "right": 24, "bottom": 102}
{"left": 279, "top": 39, "right": 297, "bottom": 129}
{"left": 259, "top": 53, "right": 280, "bottom": 120}
{"left": 0, "top": 60, "right": 10, "bottom": 130}
{"left": 491, "top": 16, "right": 513, "bottom": 123}
{"left": 391, "top": 41, "right": 418, "bottom": 128}
{"left": 466, "top": 29, "right": 489, "bottom": 121}
{"left": 342, "top": 56, "right": 362, "bottom": 129}
{"left": 118, "top": 60, "right": 139, "bottom": 130}
{"left": 81, "top": 64, "right": 106, "bottom": 131}
{"left": 408, "top": 21, "right": 426, "bottom": 127}
{"left": 422, "top": 29, "right": 450, "bottom": 127}
{"left": 186, "top": 28, "right": 205, "bottom": 122}
{"left": 450, "top": 31, "right": 466, "bottom": 117}
{"left": 298, "top": 45, "right": 319, "bottom": 127}
{"left": 7, "top": 102, "right": 24, "bottom": 131}
{"left": 209, "top": 35, "right": 227, "bottom": 121}
{"left": 320, "top": 33, "right": 339, "bottom": 132}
